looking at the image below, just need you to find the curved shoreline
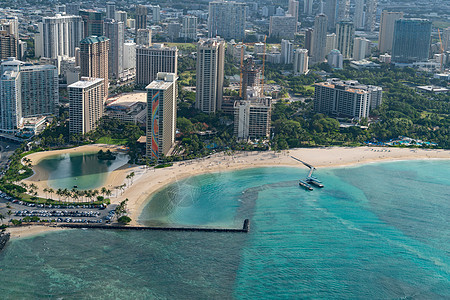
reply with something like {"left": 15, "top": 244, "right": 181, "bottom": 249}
{"left": 9, "top": 146, "right": 450, "bottom": 238}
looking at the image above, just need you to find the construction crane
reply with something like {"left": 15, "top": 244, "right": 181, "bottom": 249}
{"left": 237, "top": 36, "right": 268, "bottom": 99}
{"left": 261, "top": 35, "right": 267, "bottom": 97}
{"left": 438, "top": 29, "right": 445, "bottom": 72}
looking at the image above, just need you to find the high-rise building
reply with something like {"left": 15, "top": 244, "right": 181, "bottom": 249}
{"left": 305, "top": 28, "right": 314, "bottom": 53}
{"left": 314, "top": 80, "right": 371, "bottom": 119}
{"left": 104, "top": 19, "right": 124, "bottom": 79}
{"left": 80, "top": 10, "right": 104, "bottom": 37}
{"left": 281, "top": 39, "right": 294, "bottom": 64}
{"left": 168, "top": 23, "right": 181, "bottom": 41}
{"left": 0, "top": 17, "right": 19, "bottom": 37}
{"left": 195, "top": 38, "right": 225, "bottom": 113}
{"left": 269, "top": 15, "right": 297, "bottom": 39}
{"left": 324, "top": 0, "right": 337, "bottom": 30}
{"left": 180, "top": 16, "right": 198, "bottom": 41}
{"left": 234, "top": 98, "right": 271, "bottom": 139}
{"left": 123, "top": 41, "right": 136, "bottom": 71}
{"left": 353, "top": 37, "right": 371, "bottom": 60}
{"left": 328, "top": 49, "right": 344, "bottom": 68}
{"left": 135, "top": 5, "right": 148, "bottom": 33}
{"left": 79, "top": 36, "right": 109, "bottom": 100}
{"left": 336, "top": 21, "right": 355, "bottom": 59}
{"left": 151, "top": 5, "right": 161, "bottom": 23}
{"left": 146, "top": 72, "right": 177, "bottom": 160}
{"left": 136, "top": 44, "right": 178, "bottom": 88}
{"left": 56, "top": 5, "right": 66, "bottom": 14}
{"left": 293, "top": 48, "right": 309, "bottom": 74}
{"left": 312, "top": 14, "right": 328, "bottom": 63}
{"left": 392, "top": 19, "right": 432, "bottom": 63}
{"left": 354, "top": 0, "right": 364, "bottom": 29}
{"left": 0, "top": 58, "right": 59, "bottom": 133}
{"left": 288, "top": 0, "right": 299, "bottom": 21}
{"left": 136, "top": 29, "right": 152, "bottom": 47}
{"left": 364, "top": 0, "right": 377, "bottom": 32}
{"left": 443, "top": 27, "right": 450, "bottom": 51}
{"left": 208, "top": 1, "right": 246, "bottom": 40}
{"left": 115, "top": 11, "right": 127, "bottom": 24}
{"left": 304, "top": 0, "right": 314, "bottom": 15}
{"left": 66, "top": 3, "right": 80, "bottom": 16}
{"left": 337, "top": 0, "right": 350, "bottom": 22}
{"left": 325, "top": 33, "right": 337, "bottom": 56}
{"left": 106, "top": 2, "right": 116, "bottom": 20}
{"left": 378, "top": 11, "right": 403, "bottom": 53}
{"left": 37, "top": 14, "right": 83, "bottom": 59}
{"left": 68, "top": 77, "right": 105, "bottom": 135}
{"left": 0, "top": 32, "right": 18, "bottom": 59}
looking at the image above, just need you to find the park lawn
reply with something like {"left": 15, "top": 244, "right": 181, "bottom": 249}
{"left": 96, "top": 137, "right": 128, "bottom": 145}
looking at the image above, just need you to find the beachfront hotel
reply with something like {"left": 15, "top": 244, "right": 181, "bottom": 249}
{"left": 314, "top": 79, "right": 383, "bottom": 119}
{"left": 195, "top": 38, "right": 225, "bottom": 113}
{"left": 68, "top": 77, "right": 105, "bottom": 135}
{"left": 146, "top": 72, "right": 177, "bottom": 160}
{"left": 0, "top": 58, "right": 58, "bottom": 134}
{"left": 79, "top": 36, "right": 110, "bottom": 101}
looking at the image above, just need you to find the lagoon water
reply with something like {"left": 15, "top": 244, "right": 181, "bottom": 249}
{"left": 36, "top": 152, "right": 129, "bottom": 190}
{"left": 1, "top": 160, "right": 449, "bottom": 298}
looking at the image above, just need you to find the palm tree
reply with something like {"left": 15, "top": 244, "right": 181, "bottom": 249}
{"left": 56, "top": 188, "right": 63, "bottom": 201}
{"left": 129, "top": 172, "right": 135, "bottom": 185}
{"left": 43, "top": 188, "right": 49, "bottom": 199}
{"left": 101, "top": 187, "right": 107, "bottom": 197}
{"left": 105, "top": 189, "right": 112, "bottom": 198}
{"left": 0, "top": 213, "right": 4, "bottom": 225}
{"left": 48, "top": 188, "right": 54, "bottom": 200}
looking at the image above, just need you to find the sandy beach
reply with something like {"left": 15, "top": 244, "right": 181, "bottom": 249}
{"left": 10, "top": 145, "right": 450, "bottom": 237}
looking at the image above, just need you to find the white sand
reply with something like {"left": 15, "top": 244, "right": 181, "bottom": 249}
{"left": 16, "top": 146, "right": 450, "bottom": 234}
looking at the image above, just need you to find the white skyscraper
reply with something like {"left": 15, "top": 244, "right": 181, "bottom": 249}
{"left": 328, "top": 49, "right": 344, "bottom": 68}
{"left": 288, "top": 0, "right": 299, "bottom": 21}
{"left": 136, "top": 44, "right": 178, "bottom": 88}
{"left": 104, "top": 19, "right": 124, "bottom": 78}
{"left": 378, "top": 11, "right": 403, "bottom": 53}
{"left": 364, "top": 0, "right": 378, "bottom": 32}
{"left": 354, "top": 0, "right": 364, "bottom": 29}
{"left": 37, "top": 14, "right": 83, "bottom": 59}
{"left": 123, "top": 42, "right": 136, "bottom": 70}
{"left": 353, "top": 37, "right": 371, "bottom": 60}
{"left": 195, "top": 38, "right": 225, "bottom": 113}
{"left": 281, "top": 39, "right": 294, "bottom": 64}
{"left": 325, "top": 33, "right": 337, "bottom": 56}
{"left": 336, "top": 21, "right": 355, "bottom": 59}
{"left": 0, "top": 58, "right": 59, "bottom": 133}
{"left": 293, "top": 49, "right": 309, "bottom": 74}
{"left": 208, "top": 1, "right": 246, "bottom": 40}
{"left": 106, "top": 2, "right": 116, "bottom": 20}
{"left": 68, "top": 77, "right": 105, "bottom": 135}
{"left": 304, "top": 0, "right": 314, "bottom": 15}
{"left": 146, "top": 72, "right": 177, "bottom": 159}
{"left": 181, "top": 15, "right": 198, "bottom": 41}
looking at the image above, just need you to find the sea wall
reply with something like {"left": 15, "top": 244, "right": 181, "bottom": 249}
{"left": 0, "top": 231, "right": 11, "bottom": 252}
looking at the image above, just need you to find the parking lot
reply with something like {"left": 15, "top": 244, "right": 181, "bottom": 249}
{"left": 0, "top": 192, "right": 118, "bottom": 224}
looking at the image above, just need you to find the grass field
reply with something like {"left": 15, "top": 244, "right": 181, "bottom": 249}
{"left": 96, "top": 137, "right": 128, "bottom": 145}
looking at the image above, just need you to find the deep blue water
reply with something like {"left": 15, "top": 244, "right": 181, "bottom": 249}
{"left": 1, "top": 160, "right": 449, "bottom": 298}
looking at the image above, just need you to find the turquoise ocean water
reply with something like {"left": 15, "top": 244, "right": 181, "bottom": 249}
{"left": 36, "top": 152, "right": 129, "bottom": 190}
{"left": 0, "top": 160, "right": 449, "bottom": 298}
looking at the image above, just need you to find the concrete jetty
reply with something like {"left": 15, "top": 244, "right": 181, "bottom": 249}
{"left": 59, "top": 219, "right": 250, "bottom": 233}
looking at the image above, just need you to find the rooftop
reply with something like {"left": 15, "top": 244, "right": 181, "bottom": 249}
{"left": 106, "top": 92, "right": 147, "bottom": 108}
{"left": 68, "top": 78, "right": 104, "bottom": 89}
{"left": 80, "top": 36, "right": 109, "bottom": 44}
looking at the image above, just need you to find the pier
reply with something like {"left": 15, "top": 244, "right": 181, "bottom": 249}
{"left": 291, "top": 156, "right": 324, "bottom": 190}
{"left": 59, "top": 219, "right": 250, "bottom": 233}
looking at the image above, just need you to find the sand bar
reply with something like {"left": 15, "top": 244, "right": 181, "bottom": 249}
{"left": 12, "top": 146, "right": 450, "bottom": 235}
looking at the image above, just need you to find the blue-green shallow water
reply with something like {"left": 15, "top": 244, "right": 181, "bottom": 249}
{"left": 0, "top": 160, "right": 449, "bottom": 298}
{"left": 36, "top": 152, "right": 129, "bottom": 190}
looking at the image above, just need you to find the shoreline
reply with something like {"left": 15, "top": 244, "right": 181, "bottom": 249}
{"left": 10, "top": 146, "right": 450, "bottom": 238}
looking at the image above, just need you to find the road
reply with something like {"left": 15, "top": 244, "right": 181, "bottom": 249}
{"left": 0, "top": 141, "right": 20, "bottom": 172}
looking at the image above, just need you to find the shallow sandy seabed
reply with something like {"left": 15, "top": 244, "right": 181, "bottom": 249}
{"left": 9, "top": 145, "right": 450, "bottom": 238}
